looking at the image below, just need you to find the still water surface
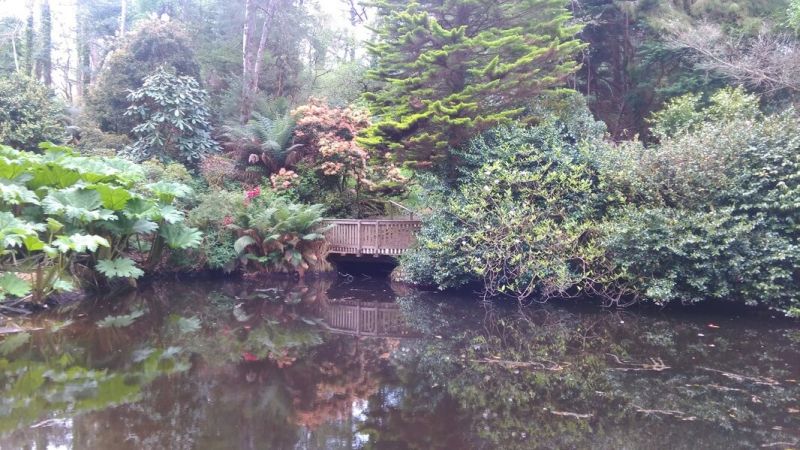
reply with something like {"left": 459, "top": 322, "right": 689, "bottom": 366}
{"left": 0, "top": 278, "right": 798, "bottom": 449}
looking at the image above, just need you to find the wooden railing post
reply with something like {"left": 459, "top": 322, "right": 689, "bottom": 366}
{"left": 356, "top": 221, "right": 362, "bottom": 256}
{"left": 376, "top": 220, "right": 382, "bottom": 256}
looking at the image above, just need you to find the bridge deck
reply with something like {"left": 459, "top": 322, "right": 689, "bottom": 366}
{"left": 322, "top": 219, "right": 421, "bottom": 257}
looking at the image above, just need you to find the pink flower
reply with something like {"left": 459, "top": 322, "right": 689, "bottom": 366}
{"left": 244, "top": 186, "right": 261, "bottom": 203}
{"left": 245, "top": 186, "right": 261, "bottom": 201}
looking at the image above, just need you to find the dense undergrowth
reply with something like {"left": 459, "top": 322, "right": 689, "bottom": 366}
{"left": 401, "top": 90, "right": 800, "bottom": 317}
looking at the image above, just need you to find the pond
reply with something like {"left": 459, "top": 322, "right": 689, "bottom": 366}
{"left": 0, "top": 277, "right": 798, "bottom": 449}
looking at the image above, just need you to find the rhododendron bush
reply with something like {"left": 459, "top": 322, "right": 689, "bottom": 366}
{"left": 287, "top": 98, "right": 407, "bottom": 217}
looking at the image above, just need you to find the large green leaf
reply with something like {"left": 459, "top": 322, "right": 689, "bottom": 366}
{"left": 28, "top": 164, "right": 81, "bottom": 189}
{"left": 0, "top": 212, "right": 43, "bottom": 249}
{"left": 22, "top": 235, "right": 45, "bottom": 251}
{"left": 60, "top": 157, "right": 122, "bottom": 182}
{"left": 96, "top": 258, "right": 145, "bottom": 279}
{"left": 157, "top": 205, "right": 184, "bottom": 224}
{"left": 132, "top": 219, "right": 159, "bottom": 234}
{"left": 146, "top": 181, "right": 193, "bottom": 203}
{"left": 0, "top": 273, "right": 31, "bottom": 299}
{"left": 0, "top": 181, "right": 39, "bottom": 205}
{"left": 93, "top": 184, "right": 133, "bottom": 210}
{"left": 52, "top": 233, "right": 110, "bottom": 253}
{"left": 96, "top": 216, "right": 156, "bottom": 237}
{"left": 123, "top": 197, "right": 158, "bottom": 219}
{"left": 0, "top": 149, "right": 32, "bottom": 180}
{"left": 159, "top": 223, "right": 202, "bottom": 249}
{"left": 42, "top": 189, "right": 115, "bottom": 222}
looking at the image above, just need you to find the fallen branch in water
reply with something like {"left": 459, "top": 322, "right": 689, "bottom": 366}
{"left": 547, "top": 409, "right": 593, "bottom": 419}
{"left": 631, "top": 404, "right": 697, "bottom": 421}
{"left": 698, "top": 367, "right": 780, "bottom": 386}
{"left": 30, "top": 419, "right": 61, "bottom": 428}
{"left": 684, "top": 383, "right": 746, "bottom": 393}
{"left": 606, "top": 354, "right": 670, "bottom": 371}
{"left": 470, "top": 358, "right": 565, "bottom": 371}
{"left": 761, "top": 442, "right": 798, "bottom": 448}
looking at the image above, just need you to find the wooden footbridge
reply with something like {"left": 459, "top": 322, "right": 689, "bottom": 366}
{"left": 321, "top": 219, "right": 421, "bottom": 257}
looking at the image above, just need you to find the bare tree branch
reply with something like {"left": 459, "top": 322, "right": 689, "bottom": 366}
{"left": 665, "top": 20, "right": 800, "bottom": 94}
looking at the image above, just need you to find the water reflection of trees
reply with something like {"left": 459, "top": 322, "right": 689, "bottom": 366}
{"left": 0, "top": 278, "right": 412, "bottom": 449}
{"left": 1, "top": 281, "right": 798, "bottom": 449}
{"left": 359, "top": 294, "right": 800, "bottom": 449}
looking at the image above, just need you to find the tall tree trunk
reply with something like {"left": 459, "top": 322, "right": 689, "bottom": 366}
{"left": 240, "top": 0, "right": 255, "bottom": 124}
{"left": 240, "top": 0, "right": 277, "bottom": 124}
{"left": 40, "top": 0, "right": 52, "bottom": 87}
{"left": 120, "top": 0, "right": 127, "bottom": 35}
{"left": 25, "top": 8, "right": 34, "bottom": 75}
{"left": 10, "top": 26, "right": 20, "bottom": 72}
{"left": 76, "top": 6, "right": 88, "bottom": 101}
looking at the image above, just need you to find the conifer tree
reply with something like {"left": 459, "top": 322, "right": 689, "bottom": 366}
{"left": 361, "top": 0, "right": 585, "bottom": 166}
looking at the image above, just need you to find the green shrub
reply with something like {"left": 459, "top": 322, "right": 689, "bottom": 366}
{"left": 86, "top": 20, "right": 200, "bottom": 134}
{"left": 398, "top": 180, "right": 475, "bottom": 289}
{"left": 403, "top": 87, "right": 800, "bottom": 316}
{"left": 187, "top": 190, "right": 245, "bottom": 229}
{"left": 606, "top": 207, "right": 797, "bottom": 311}
{"left": 199, "top": 155, "right": 238, "bottom": 188}
{"left": 201, "top": 229, "right": 239, "bottom": 271}
{"left": 124, "top": 67, "right": 220, "bottom": 164}
{"left": 230, "top": 189, "right": 330, "bottom": 276}
{"left": 140, "top": 159, "right": 194, "bottom": 184}
{"left": 186, "top": 189, "right": 246, "bottom": 272}
{"left": 600, "top": 88, "right": 800, "bottom": 316}
{"left": 402, "top": 124, "right": 618, "bottom": 299}
{"left": 0, "top": 75, "right": 63, "bottom": 150}
{"left": 73, "top": 119, "right": 131, "bottom": 155}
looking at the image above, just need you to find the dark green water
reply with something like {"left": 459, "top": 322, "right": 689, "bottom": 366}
{"left": 0, "top": 278, "right": 798, "bottom": 449}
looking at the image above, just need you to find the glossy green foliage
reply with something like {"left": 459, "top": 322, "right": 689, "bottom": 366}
{"left": 362, "top": 0, "right": 585, "bottom": 166}
{"left": 0, "top": 75, "right": 63, "bottom": 150}
{"left": 402, "top": 121, "right": 617, "bottom": 298}
{"left": 0, "top": 143, "right": 202, "bottom": 303}
{"left": 124, "top": 67, "right": 220, "bottom": 164}
{"left": 405, "top": 87, "right": 800, "bottom": 315}
{"left": 602, "top": 88, "right": 800, "bottom": 316}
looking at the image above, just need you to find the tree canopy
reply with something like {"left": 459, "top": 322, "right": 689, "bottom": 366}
{"left": 361, "top": 0, "right": 585, "bottom": 166}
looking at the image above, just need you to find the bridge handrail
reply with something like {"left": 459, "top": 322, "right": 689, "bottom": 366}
{"left": 321, "top": 219, "right": 421, "bottom": 256}
{"left": 385, "top": 200, "right": 416, "bottom": 220}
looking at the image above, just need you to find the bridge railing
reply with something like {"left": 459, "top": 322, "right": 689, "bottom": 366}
{"left": 321, "top": 219, "right": 421, "bottom": 256}
{"left": 319, "top": 300, "right": 418, "bottom": 337}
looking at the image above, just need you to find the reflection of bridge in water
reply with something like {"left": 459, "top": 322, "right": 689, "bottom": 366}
{"left": 318, "top": 300, "right": 418, "bottom": 338}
